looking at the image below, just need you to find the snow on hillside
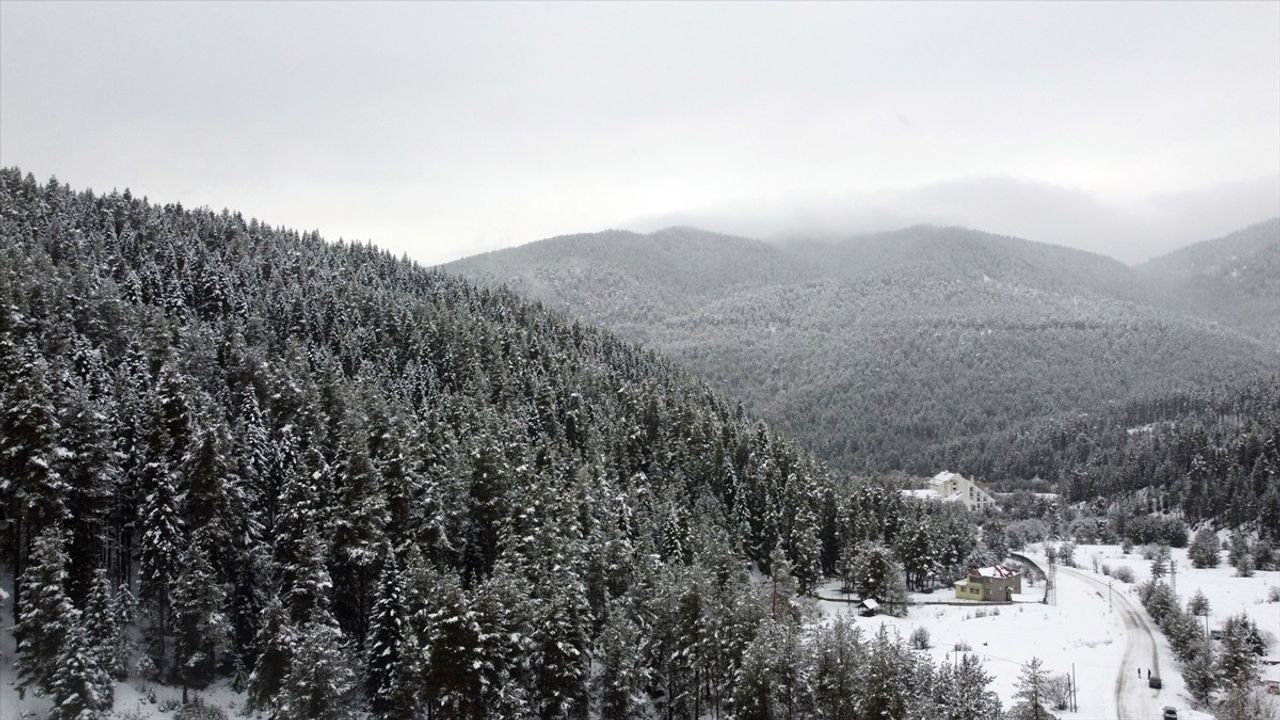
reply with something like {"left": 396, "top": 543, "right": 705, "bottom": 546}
{"left": 1075, "top": 543, "right": 1280, "bottom": 647}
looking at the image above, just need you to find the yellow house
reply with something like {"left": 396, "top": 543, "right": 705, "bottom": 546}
{"left": 954, "top": 564, "right": 1021, "bottom": 601}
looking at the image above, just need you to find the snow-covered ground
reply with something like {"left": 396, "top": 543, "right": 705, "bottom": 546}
{"left": 1073, "top": 542, "right": 1280, "bottom": 647}
{"left": 814, "top": 552, "right": 1222, "bottom": 720}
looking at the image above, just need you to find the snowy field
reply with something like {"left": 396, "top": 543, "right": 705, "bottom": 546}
{"left": 814, "top": 549, "right": 1228, "bottom": 719}
{"left": 1069, "top": 542, "right": 1280, "bottom": 647}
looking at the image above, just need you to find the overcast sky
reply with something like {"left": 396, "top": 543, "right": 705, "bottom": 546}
{"left": 2, "top": 1, "right": 1278, "bottom": 264}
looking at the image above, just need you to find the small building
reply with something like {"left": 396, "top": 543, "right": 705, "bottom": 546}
{"left": 904, "top": 471, "right": 997, "bottom": 511}
{"left": 1264, "top": 664, "right": 1280, "bottom": 695}
{"left": 858, "top": 597, "right": 880, "bottom": 616}
{"left": 954, "top": 564, "right": 1022, "bottom": 601}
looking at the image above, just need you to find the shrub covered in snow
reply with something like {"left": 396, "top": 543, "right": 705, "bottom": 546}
{"left": 909, "top": 627, "right": 931, "bottom": 650}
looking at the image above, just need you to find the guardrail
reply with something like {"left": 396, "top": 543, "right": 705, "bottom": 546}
{"left": 1008, "top": 551, "right": 1050, "bottom": 604}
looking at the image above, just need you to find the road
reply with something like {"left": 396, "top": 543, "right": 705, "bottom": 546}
{"left": 1056, "top": 565, "right": 1167, "bottom": 720}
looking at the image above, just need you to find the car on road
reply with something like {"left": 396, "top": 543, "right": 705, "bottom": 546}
{"left": 1163, "top": 707, "right": 1177, "bottom": 720}
{"left": 1149, "top": 675, "right": 1163, "bottom": 689}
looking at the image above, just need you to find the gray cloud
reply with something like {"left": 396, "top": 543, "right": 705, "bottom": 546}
{"left": 2, "top": 1, "right": 1277, "bottom": 264}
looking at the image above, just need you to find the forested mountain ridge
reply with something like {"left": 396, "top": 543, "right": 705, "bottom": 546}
{"left": 449, "top": 223, "right": 1279, "bottom": 475}
{"left": 0, "top": 169, "right": 1004, "bottom": 718}
{"left": 1138, "top": 217, "right": 1280, "bottom": 344}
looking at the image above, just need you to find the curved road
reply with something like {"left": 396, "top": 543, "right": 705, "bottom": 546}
{"left": 1057, "top": 565, "right": 1166, "bottom": 720}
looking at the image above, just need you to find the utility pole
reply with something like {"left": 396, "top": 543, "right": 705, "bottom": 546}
{"left": 1108, "top": 578, "right": 1113, "bottom": 611}
{"left": 1072, "top": 663, "right": 1078, "bottom": 711}
{"left": 1170, "top": 556, "right": 1177, "bottom": 595}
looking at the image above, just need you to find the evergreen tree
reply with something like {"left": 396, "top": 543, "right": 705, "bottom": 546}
{"left": 48, "top": 619, "right": 113, "bottom": 720}
{"left": 594, "top": 603, "right": 649, "bottom": 720}
{"left": 1182, "top": 637, "right": 1217, "bottom": 704}
{"left": 171, "top": 529, "right": 230, "bottom": 701}
{"left": 330, "top": 408, "right": 388, "bottom": 642}
{"left": 247, "top": 595, "right": 293, "bottom": 712}
{"left": 419, "top": 569, "right": 487, "bottom": 716}
{"left": 1188, "top": 527, "right": 1220, "bottom": 568}
{"left": 365, "top": 549, "right": 408, "bottom": 715}
{"left": 810, "top": 614, "right": 863, "bottom": 720}
{"left": 532, "top": 572, "right": 591, "bottom": 720}
{"left": 138, "top": 401, "right": 184, "bottom": 678}
{"left": 15, "top": 526, "right": 76, "bottom": 696}
{"left": 273, "top": 612, "right": 358, "bottom": 720}
{"left": 933, "top": 653, "right": 1002, "bottom": 720}
{"left": 82, "top": 568, "right": 124, "bottom": 682}
{"left": 1010, "top": 657, "right": 1054, "bottom": 720}
{"left": 1217, "top": 613, "right": 1261, "bottom": 691}
{"left": 2, "top": 344, "right": 69, "bottom": 615}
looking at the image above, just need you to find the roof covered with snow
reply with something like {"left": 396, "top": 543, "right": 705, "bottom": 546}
{"left": 971, "top": 564, "right": 1020, "bottom": 579}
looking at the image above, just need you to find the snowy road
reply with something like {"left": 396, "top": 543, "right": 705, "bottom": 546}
{"left": 1057, "top": 566, "right": 1168, "bottom": 720}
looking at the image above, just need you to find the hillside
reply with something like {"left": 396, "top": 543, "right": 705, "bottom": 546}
{"left": 1139, "top": 218, "right": 1280, "bottom": 344}
{"left": 450, "top": 224, "right": 1280, "bottom": 476}
{"left": 0, "top": 170, "right": 1001, "bottom": 718}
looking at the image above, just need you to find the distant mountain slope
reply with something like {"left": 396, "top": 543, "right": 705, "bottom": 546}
{"left": 1139, "top": 218, "right": 1280, "bottom": 343}
{"left": 449, "top": 224, "right": 1279, "bottom": 476}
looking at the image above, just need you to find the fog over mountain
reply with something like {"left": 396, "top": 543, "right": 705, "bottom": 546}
{"left": 629, "top": 175, "right": 1280, "bottom": 264}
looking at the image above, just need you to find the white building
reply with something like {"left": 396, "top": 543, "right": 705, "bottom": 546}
{"left": 903, "top": 471, "right": 997, "bottom": 511}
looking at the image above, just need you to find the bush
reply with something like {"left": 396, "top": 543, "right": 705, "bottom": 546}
{"left": 1101, "top": 563, "right": 1112, "bottom": 576}
{"left": 157, "top": 697, "right": 181, "bottom": 712}
{"left": 1267, "top": 586, "right": 1280, "bottom": 603}
{"left": 174, "top": 700, "right": 229, "bottom": 720}
{"left": 954, "top": 640, "right": 972, "bottom": 652}
{"left": 1112, "top": 566, "right": 1135, "bottom": 583}
{"left": 910, "top": 626, "right": 931, "bottom": 650}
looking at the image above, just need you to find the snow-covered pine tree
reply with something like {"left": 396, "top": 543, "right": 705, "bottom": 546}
{"left": 247, "top": 595, "right": 293, "bottom": 712}
{"left": 810, "top": 614, "right": 862, "bottom": 720}
{"left": 785, "top": 479, "right": 823, "bottom": 595}
{"left": 1217, "top": 613, "right": 1261, "bottom": 691}
{"left": 533, "top": 568, "right": 591, "bottom": 719}
{"left": 933, "top": 653, "right": 1002, "bottom": 720}
{"left": 422, "top": 569, "right": 487, "bottom": 716}
{"left": 1009, "top": 656, "right": 1055, "bottom": 720}
{"left": 859, "top": 625, "right": 923, "bottom": 720}
{"left": 82, "top": 567, "right": 123, "bottom": 682}
{"left": 594, "top": 601, "right": 649, "bottom": 720}
{"left": 365, "top": 547, "right": 408, "bottom": 715}
{"left": 1188, "top": 527, "right": 1220, "bottom": 568}
{"left": 385, "top": 622, "right": 425, "bottom": 720}
{"left": 171, "top": 527, "right": 230, "bottom": 702}
{"left": 273, "top": 610, "right": 358, "bottom": 720}
{"left": 48, "top": 618, "right": 113, "bottom": 720}
{"left": 180, "top": 413, "right": 238, "bottom": 558}
{"left": 58, "top": 371, "right": 120, "bottom": 600}
{"left": 137, "top": 405, "right": 184, "bottom": 679}
{"left": 1181, "top": 637, "right": 1217, "bottom": 704}
{"left": 330, "top": 407, "right": 388, "bottom": 642}
{"left": 2, "top": 341, "right": 70, "bottom": 615}
{"left": 15, "top": 525, "right": 76, "bottom": 696}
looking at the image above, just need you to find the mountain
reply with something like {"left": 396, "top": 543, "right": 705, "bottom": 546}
{"left": 628, "top": 174, "right": 1280, "bottom": 264}
{"left": 449, "top": 224, "right": 1280, "bottom": 476}
{"left": 1, "top": 169, "right": 1005, "bottom": 718}
{"left": 1139, "top": 218, "right": 1280, "bottom": 343}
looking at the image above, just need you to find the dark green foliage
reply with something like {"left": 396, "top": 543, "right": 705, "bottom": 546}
{"left": 0, "top": 170, "right": 1004, "bottom": 717}
{"left": 14, "top": 526, "right": 76, "bottom": 695}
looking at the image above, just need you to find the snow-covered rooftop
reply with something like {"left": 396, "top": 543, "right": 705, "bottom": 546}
{"left": 971, "top": 564, "right": 1020, "bottom": 579}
